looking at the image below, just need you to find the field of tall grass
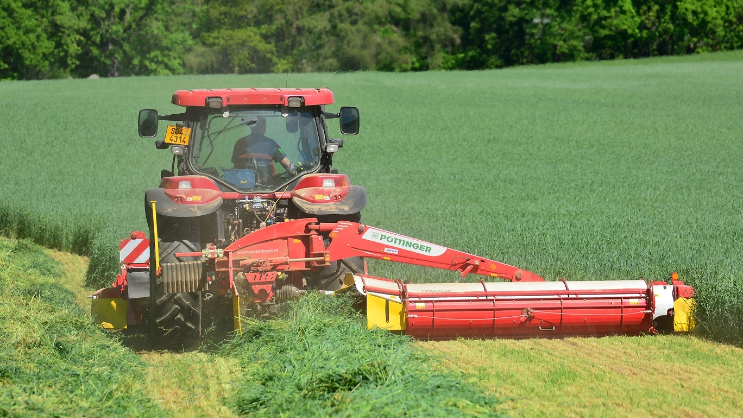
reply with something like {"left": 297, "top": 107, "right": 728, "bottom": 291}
{"left": 1, "top": 50, "right": 742, "bottom": 346}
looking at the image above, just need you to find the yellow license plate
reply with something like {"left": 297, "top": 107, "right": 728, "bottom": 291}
{"left": 164, "top": 125, "right": 191, "bottom": 146}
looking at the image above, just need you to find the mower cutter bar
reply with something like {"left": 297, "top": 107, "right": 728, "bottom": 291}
{"left": 352, "top": 274, "right": 696, "bottom": 340}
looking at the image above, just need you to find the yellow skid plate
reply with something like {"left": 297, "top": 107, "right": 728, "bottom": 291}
{"left": 91, "top": 298, "right": 128, "bottom": 330}
{"left": 674, "top": 297, "right": 696, "bottom": 332}
{"left": 367, "top": 293, "right": 405, "bottom": 331}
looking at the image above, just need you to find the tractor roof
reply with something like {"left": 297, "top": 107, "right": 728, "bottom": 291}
{"left": 171, "top": 88, "right": 335, "bottom": 108}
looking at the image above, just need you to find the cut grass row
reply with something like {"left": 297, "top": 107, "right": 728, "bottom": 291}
{"left": 0, "top": 237, "right": 502, "bottom": 416}
{"left": 0, "top": 237, "right": 161, "bottom": 415}
{"left": 1, "top": 51, "right": 742, "bottom": 344}
{"left": 222, "top": 294, "right": 500, "bottom": 416}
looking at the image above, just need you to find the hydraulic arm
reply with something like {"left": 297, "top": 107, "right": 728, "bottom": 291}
{"left": 214, "top": 219, "right": 546, "bottom": 283}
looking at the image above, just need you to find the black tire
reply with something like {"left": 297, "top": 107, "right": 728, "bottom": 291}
{"left": 652, "top": 314, "right": 674, "bottom": 334}
{"left": 303, "top": 255, "right": 366, "bottom": 292}
{"left": 149, "top": 234, "right": 203, "bottom": 346}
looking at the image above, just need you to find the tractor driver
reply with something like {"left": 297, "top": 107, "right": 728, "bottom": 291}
{"left": 231, "top": 116, "right": 297, "bottom": 178}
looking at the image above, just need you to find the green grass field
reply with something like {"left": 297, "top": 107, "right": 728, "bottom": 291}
{"left": 2, "top": 50, "right": 742, "bottom": 343}
{"left": 2, "top": 51, "right": 743, "bottom": 415}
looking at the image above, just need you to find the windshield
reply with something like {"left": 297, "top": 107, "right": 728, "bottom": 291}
{"left": 189, "top": 107, "right": 322, "bottom": 192}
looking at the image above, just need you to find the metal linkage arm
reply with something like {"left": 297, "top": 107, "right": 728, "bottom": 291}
{"left": 316, "top": 221, "right": 545, "bottom": 282}
{"left": 184, "top": 219, "right": 545, "bottom": 282}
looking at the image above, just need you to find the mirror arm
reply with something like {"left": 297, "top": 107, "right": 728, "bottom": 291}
{"left": 159, "top": 113, "right": 186, "bottom": 121}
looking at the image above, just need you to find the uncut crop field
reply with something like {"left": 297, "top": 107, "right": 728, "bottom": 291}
{"left": 1, "top": 51, "right": 742, "bottom": 343}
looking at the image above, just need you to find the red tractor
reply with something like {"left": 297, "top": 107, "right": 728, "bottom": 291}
{"left": 116, "top": 88, "right": 364, "bottom": 340}
{"left": 92, "top": 87, "right": 696, "bottom": 344}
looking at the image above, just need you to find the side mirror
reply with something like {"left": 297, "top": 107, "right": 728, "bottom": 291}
{"left": 138, "top": 109, "right": 159, "bottom": 137}
{"left": 339, "top": 107, "right": 360, "bottom": 135}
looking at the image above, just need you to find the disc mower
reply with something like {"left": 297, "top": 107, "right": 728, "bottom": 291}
{"left": 91, "top": 87, "right": 695, "bottom": 341}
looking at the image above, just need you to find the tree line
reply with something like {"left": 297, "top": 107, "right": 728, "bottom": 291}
{"left": 1, "top": 0, "right": 742, "bottom": 80}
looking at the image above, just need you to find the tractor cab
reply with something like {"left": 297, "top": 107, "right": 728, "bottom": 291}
{"left": 138, "top": 88, "right": 359, "bottom": 193}
{"left": 127, "top": 88, "right": 367, "bottom": 342}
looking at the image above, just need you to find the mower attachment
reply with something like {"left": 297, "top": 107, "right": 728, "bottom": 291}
{"left": 353, "top": 274, "right": 696, "bottom": 339}
{"left": 91, "top": 221, "right": 695, "bottom": 339}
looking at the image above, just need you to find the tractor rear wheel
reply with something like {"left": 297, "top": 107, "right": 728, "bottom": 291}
{"left": 149, "top": 238, "right": 203, "bottom": 346}
{"left": 303, "top": 257, "right": 365, "bottom": 292}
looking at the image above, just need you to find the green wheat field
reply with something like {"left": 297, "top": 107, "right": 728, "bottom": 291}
{"left": 1, "top": 51, "right": 743, "bottom": 416}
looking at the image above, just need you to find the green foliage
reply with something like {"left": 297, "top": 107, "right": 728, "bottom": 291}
{"left": 0, "top": 0, "right": 85, "bottom": 79}
{"left": 693, "top": 276, "right": 743, "bottom": 345}
{"left": 447, "top": 0, "right": 743, "bottom": 69}
{"left": 85, "top": 233, "right": 122, "bottom": 289}
{"left": 73, "top": 0, "right": 198, "bottom": 77}
{"left": 0, "top": 201, "right": 110, "bottom": 289}
{"left": 187, "top": 1, "right": 280, "bottom": 74}
{"left": 196, "top": 27, "right": 279, "bottom": 74}
{"left": 447, "top": 0, "right": 591, "bottom": 69}
{"left": 1, "top": 0, "right": 197, "bottom": 79}
{"left": 0, "top": 75, "right": 175, "bottom": 289}
{"left": 221, "top": 293, "right": 501, "bottom": 416}
{"left": 3, "top": 0, "right": 743, "bottom": 78}
{"left": 0, "top": 237, "right": 161, "bottom": 415}
{"left": 188, "top": 0, "right": 462, "bottom": 73}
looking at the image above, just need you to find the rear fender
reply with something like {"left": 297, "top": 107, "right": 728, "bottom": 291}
{"left": 145, "top": 175, "right": 223, "bottom": 218}
{"left": 291, "top": 173, "right": 366, "bottom": 216}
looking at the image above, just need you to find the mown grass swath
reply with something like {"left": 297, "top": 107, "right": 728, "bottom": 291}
{"left": 0, "top": 236, "right": 499, "bottom": 416}
{"left": 0, "top": 52, "right": 742, "bottom": 344}
{"left": 221, "top": 293, "right": 501, "bottom": 416}
{"left": 0, "top": 238, "right": 160, "bottom": 415}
